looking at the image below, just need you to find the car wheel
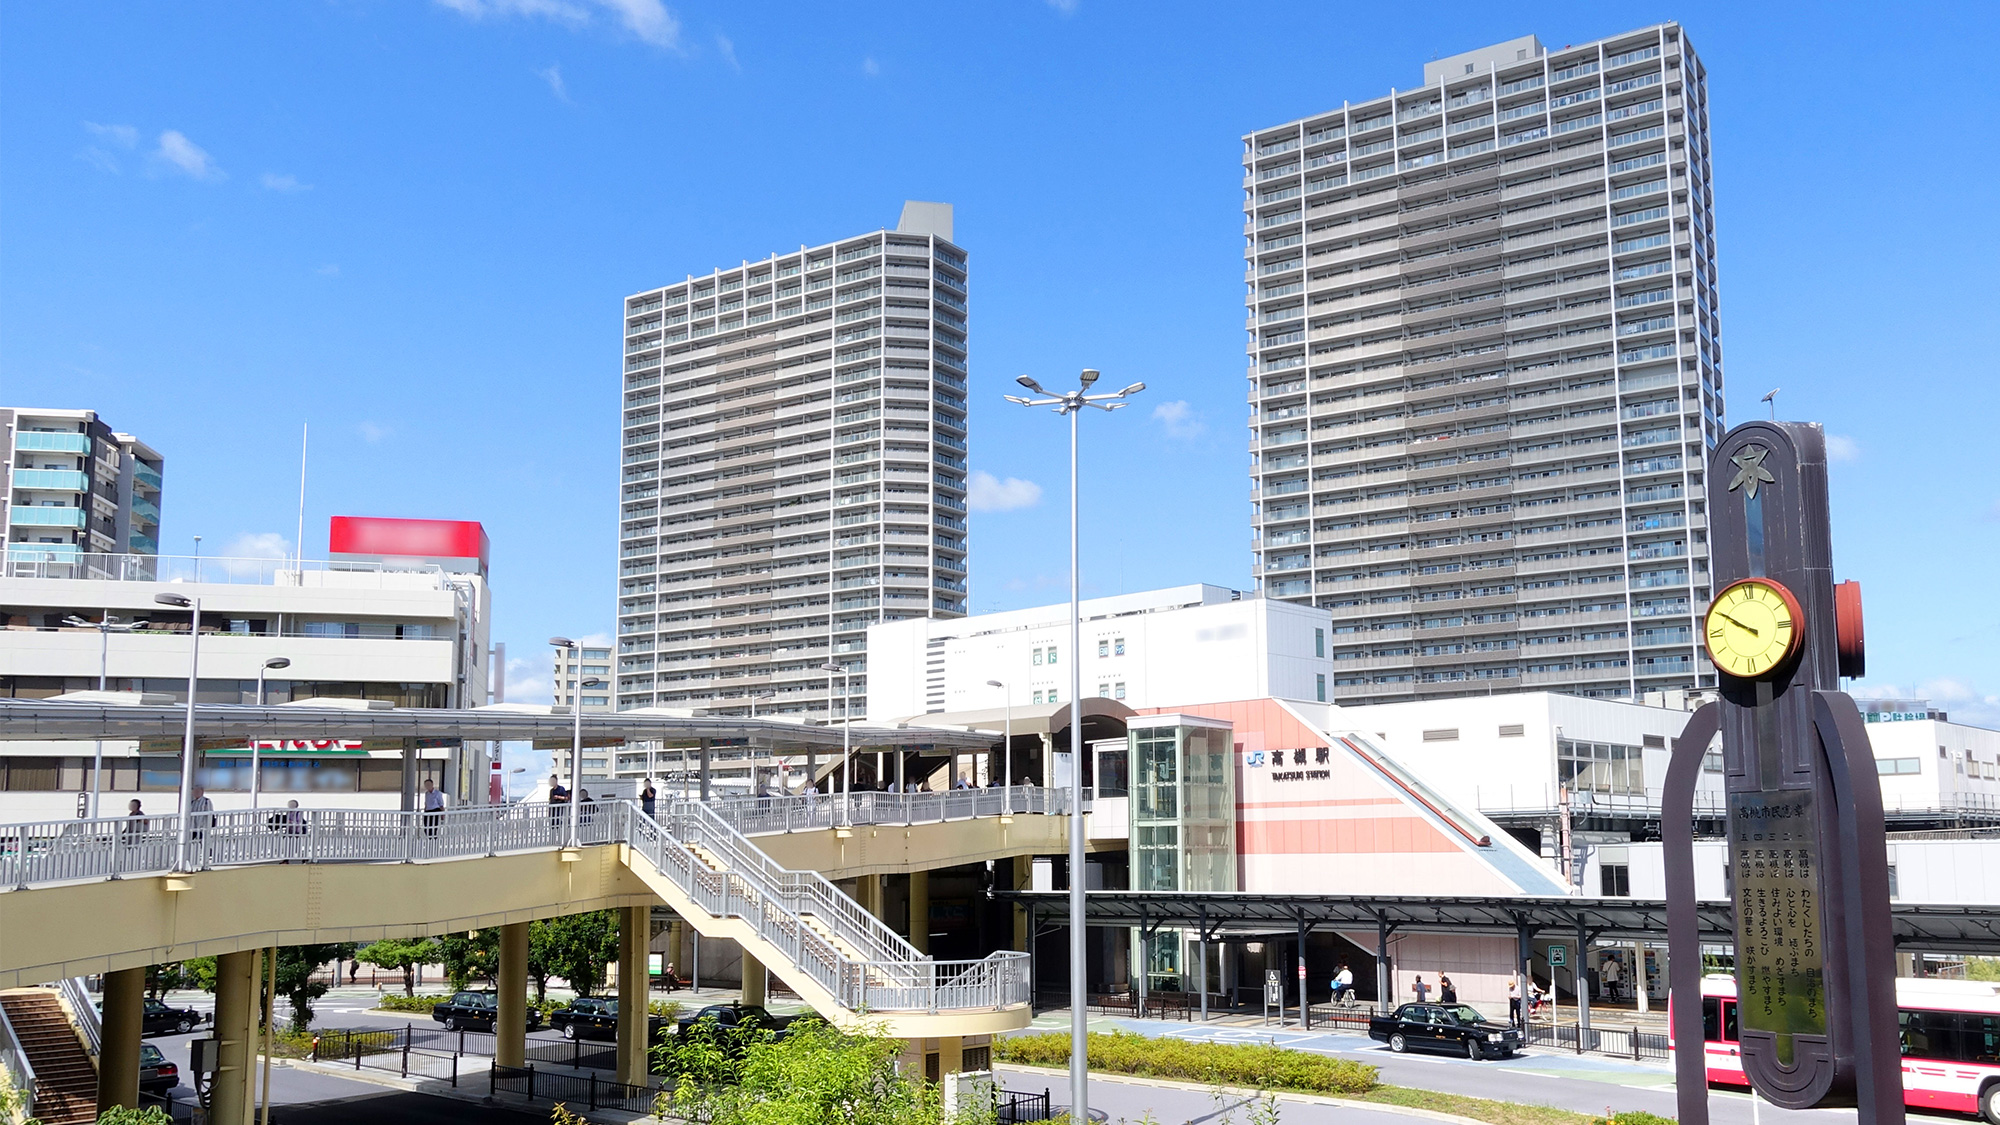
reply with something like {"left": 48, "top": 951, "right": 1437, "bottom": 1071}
{"left": 1979, "top": 1081, "right": 2000, "bottom": 1125}
{"left": 178, "top": 1017, "right": 196, "bottom": 1034}
{"left": 442, "top": 1017, "right": 458, "bottom": 1032}
{"left": 1389, "top": 1033, "right": 1408, "bottom": 1053}
{"left": 1465, "top": 1039, "right": 1482, "bottom": 1061}
{"left": 563, "top": 1024, "right": 577, "bottom": 1041}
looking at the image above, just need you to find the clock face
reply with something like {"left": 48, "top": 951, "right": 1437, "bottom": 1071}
{"left": 1705, "top": 578, "right": 1805, "bottom": 679}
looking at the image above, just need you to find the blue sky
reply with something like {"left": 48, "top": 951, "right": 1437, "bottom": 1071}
{"left": 4, "top": 1, "right": 1996, "bottom": 726}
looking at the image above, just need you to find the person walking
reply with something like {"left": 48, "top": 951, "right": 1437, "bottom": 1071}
{"left": 1411, "top": 975, "right": 1430, "bottom": 1004}
{"left": 187, "top": 784, "right": 215, "bottom": 863}
{"left": 421, "top": 778, "right": 446, "bottom": 840}
{"left": 577, "top": 789, "right": 595, "bottom": 833}
{"left": 640, "top": 783, "right": 657, "bottom": 819}
{"left": 1508, "top": 974, "right": 1522, "bottom": 1026}
{"left": 1601, "top": 957, "right": 1622, "bottom": 1002}
{"left": 1438, "top": 976, "right": 1458, "bottom": 1004}
{"left": 123, "top": 798, "right": 147, "bottom": 841}
{"left": 547, "top": 774, "right": 570, "bottom": 839}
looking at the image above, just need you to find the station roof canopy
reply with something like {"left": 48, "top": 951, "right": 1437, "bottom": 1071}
{"left": 1008, "top": 891, "right": 2000, "bottom": 954}
{"left": 0, "top": 699, "right": 1001, "bottom": 751}
{"left": 883, "top": 698, "right": 1136, "bottom": 738}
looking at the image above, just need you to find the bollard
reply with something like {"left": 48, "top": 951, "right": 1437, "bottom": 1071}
{"left": 1633, "top": 1024, "right": 1642, "bottom": 1062}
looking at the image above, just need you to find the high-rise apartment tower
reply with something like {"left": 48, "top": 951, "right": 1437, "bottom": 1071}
{"left": 616, "top": 203, "right": 970, "bottom": 720}
{"left": 3, "top": 407, "right": 164, "bottom": 575}
{"left": 1244, "top": 25, "right": 1722, "bottom": 705}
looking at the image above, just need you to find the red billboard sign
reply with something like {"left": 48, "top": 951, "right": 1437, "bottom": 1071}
{"left": 329, "top": 516, "right": 488, "bottom": 574}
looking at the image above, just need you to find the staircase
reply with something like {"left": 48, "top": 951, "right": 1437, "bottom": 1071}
{"left": 0, "top": 989, "right": 97, "bottom": 1125}
{"left": 625, "top": 800, "right": 1029, "bottom": 1033}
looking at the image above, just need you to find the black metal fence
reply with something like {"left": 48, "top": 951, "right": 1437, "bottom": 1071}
{"left": 1522, "top": 1022, "right": 1670, "bottom": 1060}
{"left": 311, "top": 1025, "right": 462, "bottom": 1084}
{"left": 1303, "top": 1005, "right": 1374, "bottom": 1032}
{"left": 997, "top": 1087, "right": 1053, "bottom": 1123}
{"left": 490, "top": 1064, "right": 659, "bottom": 1114}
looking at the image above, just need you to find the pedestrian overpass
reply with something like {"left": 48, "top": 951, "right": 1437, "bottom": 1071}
{"left": 0, "top": 789, "right": 1075, "bottom": 1123}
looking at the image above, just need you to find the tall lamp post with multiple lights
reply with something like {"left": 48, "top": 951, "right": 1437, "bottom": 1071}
{"left": 153, "top": 592, "right": 203, "bottom": 871}
{"left": 549, "top": 637, "right": 602, "bottom": 847}
{"left": 1004, "top": 368, "right": 1143, "bottom": 1122}
{"left": 250, "top": 657, "right": 291, "bottom": 810}
{"left": 985, "top": 678, "right": 1012, "bottom": 810}
{"left": 61, "top": 613, "right": 147, "bottom": 819}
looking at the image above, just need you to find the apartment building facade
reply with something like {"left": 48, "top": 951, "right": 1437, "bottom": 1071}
{"left": 3, "top": 407, "right": 164, "bottom": 574}
{"left": 554, "top": 644, "right": 614, "bottom": 712}
{"left": 616, "top": 202, "right": 969, "bottom": 720}
{"left": 1242, "top": 25, "right": 1722, "bottom": 705}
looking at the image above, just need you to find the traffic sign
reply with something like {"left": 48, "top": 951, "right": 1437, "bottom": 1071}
{"left": 1548, "top": 944, "right": 1567, "bottom": 967}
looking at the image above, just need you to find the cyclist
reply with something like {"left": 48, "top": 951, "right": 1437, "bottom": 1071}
{"left": 1331, "top": 964, "right": 1356, "bottom": 1007}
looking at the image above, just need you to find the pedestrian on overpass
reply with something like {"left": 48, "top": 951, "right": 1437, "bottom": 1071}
{"left": 422, "top": 778, "right": 446, "bottom": 839}
{"left": 548, "top": 774, "right": 570, "bottom": 838}
{"left": 641, "top": 783, "right": 657, "bottom": 819}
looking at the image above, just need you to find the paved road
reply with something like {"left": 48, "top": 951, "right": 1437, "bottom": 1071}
{"left": 1014, "top": 1016, "right": 1968, "bottom": 1125}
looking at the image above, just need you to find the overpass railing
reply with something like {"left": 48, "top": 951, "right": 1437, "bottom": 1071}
{"left": 706, "top": 785, "right": 1070, "bottom": 837}
{"left": 0, "top": 798, "right": 1034, "bottom": 1016}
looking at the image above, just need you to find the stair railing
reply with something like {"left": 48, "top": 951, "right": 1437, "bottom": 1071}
{"left": 0, "top": 999, "right": 42, "bottom": 1119}
{"left": 57, "top": 979, "right": 100, "bottom": 1056}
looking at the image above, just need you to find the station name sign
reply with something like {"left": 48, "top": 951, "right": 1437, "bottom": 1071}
{"left": 1247, "top": 747, "right": 1332, "bottom": 782}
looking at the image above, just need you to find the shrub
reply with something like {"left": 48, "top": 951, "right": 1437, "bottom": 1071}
{"left": 995, "top": 1030, "right": 1378, "bottom": 1096}
{"left": 648, "top": 999, "right": 684, "bottom": 1020}
{"left": 1596, "top": 1114, "right": 1676, "bottom": 1125}
{"left": 376, "top": 994, "right": 448, "bottom": 1013}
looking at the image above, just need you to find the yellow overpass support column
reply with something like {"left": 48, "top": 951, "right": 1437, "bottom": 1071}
{"left": 1011, "top": 857, "right": 1032, "bottom": 952}
{"left": 497, "top": 922, "right": 529, "bottom": 1068}
{"left": 617, "top": 905, "right": 649, "bottom": 1086}
{"left": 211, "top": 950, "right": 258, "bottom": 1125}
{"left": 97, "top": 966, "right": 144, "bottom": 1112}
{"left": 740, "top": 949, "right": 767, "bottom": 1007}
{"left": 908, "top": 870, "right": 930, "bottom": 955}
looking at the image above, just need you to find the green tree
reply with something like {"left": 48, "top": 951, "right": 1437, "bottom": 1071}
{"left": 534, "top": 911, "right": 621, "bottom": 998}
{"left": 1967, "top": 957, "right": 2000, "bottom": 982}
{"left": 275, "top": 943, "right": 355, "bottom": 1031}
{"left": 357, "top": 937, "right": 439, "bottom": 997}
{"left": 437, "top": 930, "right": 501, "bottom": 991}
{"left": 652, "top": 1018, "right": 936, "bottom": 1125}
{"left": 145, "top": 958, "right": 215, "bottom": 999}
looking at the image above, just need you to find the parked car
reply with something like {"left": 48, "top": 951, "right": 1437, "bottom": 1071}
{"left": 672, "top": 1003, "right": 798, "bottom": 1052}
{"left": 139, "top": 1043, "right": 179, "bottom": 1094}
{"left": 119, "top": 998, "right": 204, "bottom": 1036}
{"left": 429, "top": 991, "right": 544, "bottom": 1033}
{"left": 549, "top": 996, "right": 669, "bottom": 1043}
{"left": 1367, "top": 1003, "right": 1522, "bottom": 1059}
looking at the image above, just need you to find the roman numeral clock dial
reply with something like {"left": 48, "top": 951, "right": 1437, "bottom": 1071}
{"left": 1703, "top": 577, "right": 1806, "bottom": 680}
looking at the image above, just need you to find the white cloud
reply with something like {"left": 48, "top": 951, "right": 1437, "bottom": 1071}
{"left": 79, "top": 148, "right": 122, "bottom": 174}
{"left": 85, "top": 122, "right": 138, "bottom": 148}
{"left": 435, "top": 0, "right": 678, "bottom": 47}
{"left": 154, "top": 130, "right": 224, "bottom": 181}
{"left": 967, "top": 470, "right": 1041, "bottom": 512}
{"left": 214, "top": 532, "right": 294, "bottom": 577}
{"left": 1152, "top": 400, "right": 1204, "bottom": 440}
{"left": 358, "top": 421, "right": 391, "bottom": 442}
{"left": 315, "top": 264, "right": 341, "bottom": 277}
{"left": 715, "top": 33, "right": 739, "bottom": 71}
{"left": 260, "top": 172, "right": 310, "bottom": 192}
{"left": 504, "top": 655, "right": 555, "bottom": 704}
{"left": 861, "top": 56, "right": 880, "bottom": 77}
{"left": 1825, "top": 434, "right": 1859, "bottom": 463}
{"left": 536, "top": 63, "right": 571, "bottom": 102}
{"left": 1046, "top": 0, "right": 1079, "bottom": 13}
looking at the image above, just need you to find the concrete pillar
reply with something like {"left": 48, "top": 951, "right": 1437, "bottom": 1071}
{"left": 211, "top": 950, "right": 259, "bottom": 1125}
{"left": 1011, "top": 857, "right": 1031, "bottom": 952}
{"left": 618, "top": 905, "right": 650, "bottom": 1085}
{"left": 97, "top": 966, "right": 145, "bottom": 1112}
{"left": 740, "top": 949, "right": 767, "bottom": 1007}
{"left": 1633, "top": 940, "right": 1651, "bottom": 1014}
{"left": 668, "top": 919, "right": 685, "bottom": 981}
{"left": 853, "top": 873, "right": 882, "bottom": 920}
{"left": 908, "top": 869, "right": 931, "bottom": 955}
{"left": 936, "top": 1034, "right": 964, "bottom": 1076}
{"left": 497, "top": 922, "right": 529, "bottom": 1067}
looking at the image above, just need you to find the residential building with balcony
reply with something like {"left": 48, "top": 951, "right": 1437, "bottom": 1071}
{"left": 1242, "top": 25, "right": 1723, "bottom": 706}
{"left": 616, "top": 202, "right": 970, "bottom": 721}
{"left": 3, "top": 407, "right": 164, "bottom": 574}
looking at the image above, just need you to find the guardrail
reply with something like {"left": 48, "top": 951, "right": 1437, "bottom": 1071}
{"left": 0, "top": 1000, "right": 39, "bottom": 1121}
{"left": 0, "top": 797, "right": 1036, "bottom": 1019}
{"left": 58, "top": 978, "right": 99, "bottom": 1055}
{"left": 491, "top": 1064, "right": 657, "bottom": 1114}
{"left": 705, "top": 786, "right": 1071, "bottom": 837}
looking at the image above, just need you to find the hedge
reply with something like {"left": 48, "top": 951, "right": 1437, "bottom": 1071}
{"left": 995, "top": 1030, "right": 1378, "bottom": 1095}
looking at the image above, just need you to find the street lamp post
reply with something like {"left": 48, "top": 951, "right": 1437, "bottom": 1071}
{"left": 62, "top": 614, "right": 147, "bottom": 819}
{"left": 251, "top": 657, "right": 291, "bottom": 811}
{"left": 1004, "top": 368, "right": 1144, "bottom": 1122}
{"left": 985, "top": 678, "right": 1012, "bottom": 810}
{"left": 550, "top": 637, "right": 602, "bottom": 848}
{"left": 154, "top": 592, "right": 204, "bottom": 871}
{"left": 820, "top": 662, "right": 851, "bottom": 820}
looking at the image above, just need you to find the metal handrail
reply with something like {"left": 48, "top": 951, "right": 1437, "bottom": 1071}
{"left": 0, "top": 797, "right": 1037, "bottom": 1016}
{"left": 58, "top": 978, "right": 100, "bottom": 1056}
{"left": 0, "top": 998, "right": 40, "bottom": 1116}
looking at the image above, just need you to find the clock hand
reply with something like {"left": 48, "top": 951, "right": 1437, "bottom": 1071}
{"left": 1717, "top": 612, "right": 1761, "bottom": 638}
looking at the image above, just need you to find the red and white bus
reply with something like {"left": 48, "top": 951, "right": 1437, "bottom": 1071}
{"left": 1676, "top": 975, "right": 2000, "bottom": 1123}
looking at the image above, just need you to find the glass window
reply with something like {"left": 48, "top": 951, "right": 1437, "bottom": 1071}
{"left": 1964, "top": 1013, "right": 2000, "bottom": 1065}
{"left": 1031, "top": 648, "right": 1042, "bottom": 666}
{"left": 1115, "top": 638, "right": 1126, "bottom": 656}
{"left": 1097, "top": 684, "right": 1109, "bottom": 698}
{"left": 1098, "top": 640, "right": 1108, "bottom": 658}
{"left": 1096, "top": 748, "right": 1128, "bottom": 798}
{"left": 1048, "top": 646, "right": 1058, "bottom": 665}
{"left": 1114, "top": 682, "right": 1126, "bottom": 700}
{"left": 1316, "top": 628, "right": 1325, "bottom": 658}
{"left": 1317, "top": 674, "right": 1327, "bottom": 702}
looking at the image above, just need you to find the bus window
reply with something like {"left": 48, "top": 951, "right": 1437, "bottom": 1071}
{"left": 1703, "top": 998, "right": 1740, "bottom": 1043}
{"left": 1901, "top": 1010, "right": 1962, "bottom": 1062}
{"left": 1966, "top": 1013, "right": 2000, "bottom": 1066}
{"left": 1722, "top": 1000, "right": 1738, "bottom": 1042}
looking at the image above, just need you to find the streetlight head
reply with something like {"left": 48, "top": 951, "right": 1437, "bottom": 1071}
{"left": 1120, "top": 382, "right": 1146, "bottom": 396}
{"left": 548, "top": 636, "right": 575, "bottom": 649}
{"left": 581, "top": 677, "right": 603, "bottom": 687}
{"left": 63, "top": 615, "right": 91, "bottom": 628}
{"left": 1761, "top": 388, "right": 1780, "bottom": 403}
{"left": 264, "top": 657, "right": 291, "bottom": 670}
{"left": 1078, "top": 369, "right": 1100, "bottom": 389}
{"left": 820, "top": 662, "right": 843, "bottom": 673}
{"left": 986, "top": 679, "right": 1004, "bottom": 688}
{"left": 153, "top": 593, "right": 192, "bottom": 608}
{"left": 1002, "top": 395, "right": 1035, "bottom": 406}
{"left": 1015, "top": 375, "right": 1044, "bottom": 394}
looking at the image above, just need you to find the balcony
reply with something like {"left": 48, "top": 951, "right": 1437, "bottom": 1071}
{"left": 9, "top": 506, "right": 87, "bottom": 528}
{"left": 9, "top": 469, "right": 88, "bottom": 491}
{"left": 14, "top": 432, "right": 91, "bottom": 454}
{"left": 134, "top": 466, "right": 163, "bottom": 491}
